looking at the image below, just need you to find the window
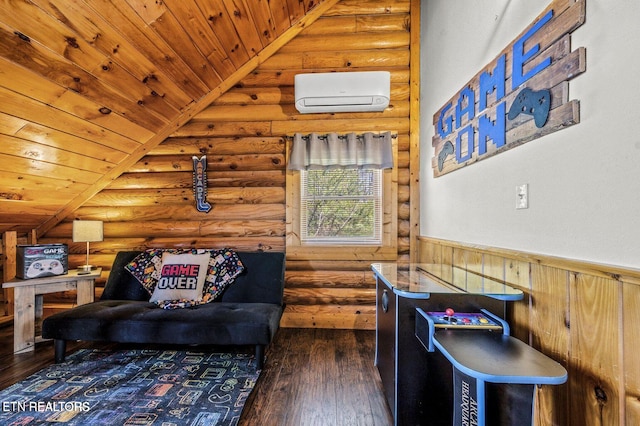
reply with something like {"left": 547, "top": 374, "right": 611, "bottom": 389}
{"left": 300, "top": 168, "right": 382, "bottom": 245}
{"left": 286, "top": 132, "right": 398, "bottom": 260}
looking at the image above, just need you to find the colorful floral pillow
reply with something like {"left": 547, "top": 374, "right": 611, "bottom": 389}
{"left": 124, "top": 248, "right": 169, "bottom": 295}
{"left": 201, "top": 249, "right": 244, "bottom": 302}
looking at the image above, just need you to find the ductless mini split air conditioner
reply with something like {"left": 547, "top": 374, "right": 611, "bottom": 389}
{"left": 294, "top": 71, "right": 390, "bottom": 113}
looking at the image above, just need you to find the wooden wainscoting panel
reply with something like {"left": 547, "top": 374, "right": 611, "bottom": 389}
{"left": 417, "top": 236, "right": 640, "bottom": 425}
{"left": 505, "top": 259, "right": 531, "bottom": 344}
{"left": 623, "top": 280, "right": 640, "bottom": 425}
{"left": 569, "top": 273, "right": 620, "bottom": 426}
{"left": 529, "top": 264, "right": 570, "bottom": 359}
{"left": 483, "top": 253, "right": 504, "bottom": 281}
{"left": 530, "top": 264, "right": 570, "bottom": 426}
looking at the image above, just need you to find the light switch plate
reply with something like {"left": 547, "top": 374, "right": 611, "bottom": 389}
{"left": 516, "top": 184, "right": 528, "bottom": 209}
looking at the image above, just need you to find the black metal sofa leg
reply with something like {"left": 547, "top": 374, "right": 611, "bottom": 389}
{"left": 255, "top": 344, "right": 265, "bottom": 369}
{"left": 54, "top": 339, "right": 67, "bottom": 363}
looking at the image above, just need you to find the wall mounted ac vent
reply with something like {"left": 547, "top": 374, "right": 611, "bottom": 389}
{"left": 294, "top": 71, "right": 390, "bottom": 113}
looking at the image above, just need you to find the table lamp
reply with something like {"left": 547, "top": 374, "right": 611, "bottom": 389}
{"left": 72, "top": 220, "right": 103, "bottom": 273}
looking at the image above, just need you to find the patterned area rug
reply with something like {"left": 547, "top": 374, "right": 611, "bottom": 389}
{"left": 0, "top": 348, "right": 260, "bottom": 425}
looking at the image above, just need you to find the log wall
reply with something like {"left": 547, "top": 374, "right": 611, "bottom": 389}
{"left": 418, "top": 236, "right": 640, "bottom": 426}
{"left": 36, "top": 0, "right": 417, "bottom": 330}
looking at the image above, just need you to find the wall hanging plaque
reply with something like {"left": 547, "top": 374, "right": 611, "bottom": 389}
{"left": 432, "top": 0, "right": 586, "bottom": 177}
{"left": 192, "top": 155, "right": 212, "bottom": 213}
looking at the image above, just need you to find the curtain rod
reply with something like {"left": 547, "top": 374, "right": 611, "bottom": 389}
{"left": 285, "top": 132, "right": 398, "bottom": 140}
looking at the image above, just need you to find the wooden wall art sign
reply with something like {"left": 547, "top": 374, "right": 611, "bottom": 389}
{"left": 431, "top": 0, "right": 586, "bottom": 177}
{"left": 192, "top": 155, "right": 212, "bottom": 213}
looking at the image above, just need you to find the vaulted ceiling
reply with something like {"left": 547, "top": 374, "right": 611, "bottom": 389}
{"left": 0, "top": 0, "right": 337, "bottom": 237}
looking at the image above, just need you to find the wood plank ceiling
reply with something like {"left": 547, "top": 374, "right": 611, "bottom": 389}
{"left": 0, "top": 0, "right": 336, "bottom": 237}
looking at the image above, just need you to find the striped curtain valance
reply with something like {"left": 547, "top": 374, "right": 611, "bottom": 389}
{"left": 288, "top": 131, "right": 393, "bottom": 170}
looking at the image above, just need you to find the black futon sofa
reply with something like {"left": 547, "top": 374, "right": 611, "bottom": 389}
{"left": 42, "top": 250, "right": 285, "bottom": 369}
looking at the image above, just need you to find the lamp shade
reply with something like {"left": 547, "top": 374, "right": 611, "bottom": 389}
{"left": 72, "top": 220, "right": 104, "bottom": 243}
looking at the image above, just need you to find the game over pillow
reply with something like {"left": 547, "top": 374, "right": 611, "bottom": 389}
{"left": 124, "top": 248, "right": 244, "bottom": 309}
{"left": 149, "top": 252, "right": 209, "bottom": 304}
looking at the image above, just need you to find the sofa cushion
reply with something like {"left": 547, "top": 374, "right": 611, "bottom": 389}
{"left": 101, "top": 251, "right": 151, "bottom": 301}
{"left": 41, "top": 300, "right": 283, "bottom": 346}
{"left": 149, "top": 252, "right": 210, "bottom": 305}
{"left": 220, "top": 252, "right": 285, "bottom": 305}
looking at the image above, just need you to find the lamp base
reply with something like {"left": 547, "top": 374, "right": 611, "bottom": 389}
{"left": 77, "top": 264, "right": 94, "bottom": 274}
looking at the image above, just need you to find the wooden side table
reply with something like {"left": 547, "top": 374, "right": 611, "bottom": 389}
{"left": 2, "top": 268, "right": 101, "bottom": 353}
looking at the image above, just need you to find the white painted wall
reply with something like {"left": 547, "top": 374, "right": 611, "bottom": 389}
{"left": 420, "top": 0, "right": 640, "bottom": 269}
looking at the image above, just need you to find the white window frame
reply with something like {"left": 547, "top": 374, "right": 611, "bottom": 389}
{"left": 286, "top": 134, "right": 398, "bottom": 261}
{"left": 300, "top": 168, "right": 383, "bottom": 245}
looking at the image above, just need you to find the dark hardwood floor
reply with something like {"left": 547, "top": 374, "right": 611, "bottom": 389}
{"left": 0, "top": 324, "right": 393, "bottom": 426}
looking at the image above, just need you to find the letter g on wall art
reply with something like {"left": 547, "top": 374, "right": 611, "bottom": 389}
{"left": 431, "top": 0, "right": 586, "bottom": 177}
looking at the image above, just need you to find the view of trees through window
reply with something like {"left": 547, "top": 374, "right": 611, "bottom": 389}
{"left": 301, "top": 169, "right": 381, "bottom": 243}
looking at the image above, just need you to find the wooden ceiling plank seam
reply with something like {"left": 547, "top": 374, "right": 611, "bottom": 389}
{"left": 0, "top": 112, "right": 29, "bottom": 136}
{"left": 51, "top": 90, "right": 156, "bottom": 143}
{"left": 89, "top": 57, "right": 183, "bottom": 120}
{"left": 0, "top": 24, "right": 169, "bottom": 131}
{"left": 0, "top": 171, "right": 90, "bottom": 194}
{"left": 0, "top": 0, "right": 106, "bottom": 69}
{"left": 221, "top": 0, "right": 265, "bottom": 56}
{"left": 141, "top": 5, "right": 224, "bottom": 89}
{"left": 0, "top": 3, "right": 179, "bottom": 128}
{"left": 161, "top": 0, "right": 238, "bottom": 80}
{"left": 0, "top": 189, "right": 81, "bottom": 205}
{"left": 0, "top": 55, "right": 155, "bottom": 142}
{"left": 241, "top": 0, "right": 278, "bottom": 46}
{"left": 14, "top": 123, "right": 133, "bottom": 163}
{"left": 82, "top": 0, "right": 210, "bottom": 98}
{"left": 0, "top": 133, "right": 115, "bottom": 175}
{"left": 35, "top": 0, "right": 341, "bottom": 238}
{"left": 302, "top": 0, "right": 316, "bottom": 13}
{"left": 285, "top": 0, "right": 306, "bottom": 23}
{"left": 34, "top": 0, "right": 197, "bottom": 110}
{"left": 101, "top": 0, "right": 210, "bottom": 94}
{"left": 124, "top": 0, "right": 167, "bottom": 24}
{"left": 269, "top": 0, "right": 293, "bottom": 35}
{"left": 0, "top": 86, "right": 142, "bottom": 154}
{"left": 0, "top": 203, "right": 62, "bottom": 215}
{"left": 0, "top": 152, "right": 101, "bottom": 185}
{"left": 194, "top": 0, "right": 251, "bottom": 68}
